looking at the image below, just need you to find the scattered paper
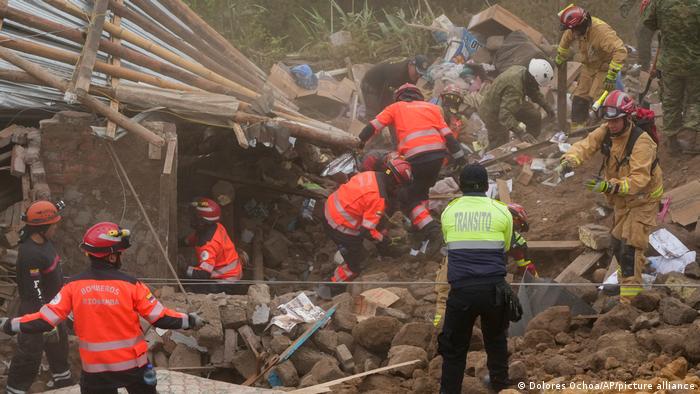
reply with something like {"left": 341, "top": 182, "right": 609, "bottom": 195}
{"left": 270, "top": 292, "right": 325, "bottom": 332}
{"left": 601, "top": 272, "right": 656, "bottom": 289}
{"left": 361, "top": 288, "right": 399, "bottom": 308}
{"left": 486, "top": 179, "right": 512, "bottom": 199}
{"left": 558, "top": 143, "right": 572, "bottom": 153}
{"left": 530, "top": 158, "right": 547, "bottom": 171}
{"left": 649, "top": 228, "right": 690, "bottom": 258}
{"left": 550, "top": 131, "right": 568, "bottom": 143}
{"left": 648, "top": 251, "right": 697, "bottom": 275}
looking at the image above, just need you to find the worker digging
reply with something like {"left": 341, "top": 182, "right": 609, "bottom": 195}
{"left": 0, "top": 1, "right": 699, "bottom": 393}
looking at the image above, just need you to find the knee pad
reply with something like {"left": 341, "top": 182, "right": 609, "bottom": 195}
{"left": 571, "top": 96, "right": 591, "bottom": 123}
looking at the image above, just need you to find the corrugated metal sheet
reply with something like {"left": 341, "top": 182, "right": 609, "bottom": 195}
{"left": 0, "top": 0, "right": 200, "bottom": 111}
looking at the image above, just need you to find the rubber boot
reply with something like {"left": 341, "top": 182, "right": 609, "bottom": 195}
{"left": 421, "top": 221, "right": 444, "bottom": 260}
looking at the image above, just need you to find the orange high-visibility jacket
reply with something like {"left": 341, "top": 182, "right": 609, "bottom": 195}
{"left": 193, "top": 223, "right": 241, "bottom": 280}
{"left": 9, "top": 264, "right": 190, "bottom": 374}
{"left": 369, "top": 101, "right": 452, "bottom": 159}
{"left": 325, "top": 171, "right": 388, "bottom": 242}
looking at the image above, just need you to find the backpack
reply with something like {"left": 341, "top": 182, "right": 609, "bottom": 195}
{"left": 599, "top": 110, "right": 659, "bottom": 176}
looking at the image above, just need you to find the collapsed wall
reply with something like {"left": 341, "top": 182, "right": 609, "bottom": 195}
{"left": 39, "top": 111, "right": 177, "bottom": 278}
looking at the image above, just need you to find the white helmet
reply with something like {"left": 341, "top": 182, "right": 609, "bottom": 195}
{"left": 528, "top": 58, "right": 554, "bottom": 88}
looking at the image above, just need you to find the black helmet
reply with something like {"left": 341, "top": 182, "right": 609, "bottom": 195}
{"left": 459, "top": 164, "right": 489, "bottom": 193}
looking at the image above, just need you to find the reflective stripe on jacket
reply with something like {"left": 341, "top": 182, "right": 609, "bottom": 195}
{"left": 194, "top": 223, "right": 241, "bottom": 280}
{"left": 324, "top": 171, "right": 388, "bottom": 241}
{"left": 13, "top": 264, "right": 189, "bottom": 374}
{"left": 370, "top": 101, "right": 449, "bottom": 158}
{"left": 441, "top": 194, "right": 513, "bottom": 288}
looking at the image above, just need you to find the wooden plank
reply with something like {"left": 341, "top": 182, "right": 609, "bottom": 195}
{"left": 66, "top": 0, "right": 109, "bottom": 98}
{"left": 106, "top": 0, "right": 123, "bottom": 139}
{"left": 162, "top": 137, "right": 176, "bottom": 175}
{"left": 228, "top": 120, "right": 249, "bottom": 149}
{"left": 237, "top": 325, "right": 262, "bottom": 357}
{"left": 290, "top": 360, "right": 420, "bottom": 394}
{"left": 554, "top": 251, "right": 605, "bottom": 283}
{"left": 148, "top": 142, "right": 162, "bottom": 160}
{"left": 665, "top": 179, "right": 700, "bottom": 226}
{"left": 496, "top": 179, "right": 511, "bottom": 204}
{"left": 10, "top": 145, "right": 25, "bottom": 177}
{"left": 528, "top": 240, "right": 582, "bottom": 251}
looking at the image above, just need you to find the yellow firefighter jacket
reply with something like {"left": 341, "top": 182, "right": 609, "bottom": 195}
{"left": 559, "top": 17, "right": 628, "bottom": 72}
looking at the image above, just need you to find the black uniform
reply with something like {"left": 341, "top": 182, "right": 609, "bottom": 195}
{"left": 8, "top": 237, "right": 72, "bottom": 394}
{"left": 361, "top": 59, "right": 412, "bottom": 119}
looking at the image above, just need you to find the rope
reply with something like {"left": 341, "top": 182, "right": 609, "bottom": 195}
{"left": 104, "top": 143, "right": 191, "bottom": 305}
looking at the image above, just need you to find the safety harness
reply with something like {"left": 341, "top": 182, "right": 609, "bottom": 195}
{"left": 598, "top": 118, "right": 659, "bottom": 177}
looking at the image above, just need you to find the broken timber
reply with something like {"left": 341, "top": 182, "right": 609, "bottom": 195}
{"left": 65, "top": 0, "right": 109, "bottom": 101}
{"left": 528, "top": 240, "right": 582, "bottom": 251}
{"left": 0, "top": 46, "right": 164, "bottom": 146}
{"left": 554, "top": 250, "right": 605, "bottom": 283}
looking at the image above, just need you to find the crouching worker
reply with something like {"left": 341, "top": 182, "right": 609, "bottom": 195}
{"left": 1, "top": 222, "right": 205, "bottom": 394}
{"left": 182, "top": 197, "right": 245, "bottom": 293}
{"left": 319, "top": 158, "right": 413, "bottom": 298}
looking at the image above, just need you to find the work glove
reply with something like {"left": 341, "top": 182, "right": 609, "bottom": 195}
{"left": 522, "top": 261, "right": 539, "bottom": 278}
{"left": 603, "top": 76, "right": 616, "bottom": 92}
{"left": 516, "top": 122, "right": 527, "bottom": 134}
{"left": 585, "top": 179, "right": 618, "bottom": 194}
{"left": 604, "top": 62, "right": 622, "bottom": 92}
{"left": 555, "top": 47, "right": 569, "bottom": 66}
{"left": 187, "top": 313, "right": 206, "bottom": 330}
{"left": 433, "top": 313, "right": 442, "bottom": 328}
{"left": 555, "top": 159, "right": 574, "bottom": 175}
{"left": 1, "top": 317, "right": 16, "bottom": 336}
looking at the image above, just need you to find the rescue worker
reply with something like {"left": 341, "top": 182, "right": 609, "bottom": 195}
{"left": 439, "top": 85, "right": 469, "bottom": 137}
{"left": 6, "top": 201, "right": 72, "bottom": 394}
{"left": 556, "top": 4, "right": 628, "bottom": 129}
{"left": 620, "top": 0, "right": 655, "bottom": 72}
{"left": 361, "top": 55, "right": 430, "bottom": 119}
{"left": 433, "top": 202, "right": 536, "bottom": 328}
{"left": 359, "top": 84, "right": 465, "bottom": 259}
{"left": 478, "top": 59, "right": 556, "bottom": 149}
{"left": 439, "top": 164, "right": 514, "bottom": 393}
{"left": 1, "top": 222, "right": 205, "bottom": 394}
{"left": 642, "top": 0, "right": 700, "bottom": 153}
{"left": 558, "top": 91, "right": 663, "bottom": 303}
{"left": 322, "top": 158, "right": 413, "bottom": 291}
{"left": 182, "top": 197, "right": 244, "bottom": 293}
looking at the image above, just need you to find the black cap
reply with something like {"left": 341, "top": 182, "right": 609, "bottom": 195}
{"left": 459, "top": 164, "right": 489, "bottom": 193}
{"left": 411, "top": 55, "right": 429, "bottom": 75}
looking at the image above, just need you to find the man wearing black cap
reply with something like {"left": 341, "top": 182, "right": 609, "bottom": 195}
{"left": 438, "top": 164, "right": 514, "bottom": 393}
{"left": 361, "top": 55, "right": 430, "bottom": 119}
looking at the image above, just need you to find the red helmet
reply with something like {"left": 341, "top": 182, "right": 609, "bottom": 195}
{"left": 393, "top": 83, "right": 424, "bottom": 102}
{"left": 22, "top": 200, "right": 62, "bottom": 226}
{"left": 385, "top": 157, "right": 413, "bottom": 185}
{"left": 559, "top": 5, "right": 587, "bottom": 30}
{"left": 80, "top": 222, "right": 131, "bottom": 258}
{"left": 600, "top": 90, "right": 636, "bottom": 120}
{"left": 508, "top": 203, "right": 529, "bottom": 232}
{"left": 191, "top": 197, "right": 221, "bottom": 222}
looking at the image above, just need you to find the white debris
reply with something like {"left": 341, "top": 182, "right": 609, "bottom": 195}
{"left": 270, "top": 292, "right": 325, "bottom": 332}
{"left": 649, "top": 228, "right": 690, "bottom": 258}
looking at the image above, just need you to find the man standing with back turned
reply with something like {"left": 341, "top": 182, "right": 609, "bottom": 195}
{"left": 438, "top": 164, "right": 514, "bottom": 393}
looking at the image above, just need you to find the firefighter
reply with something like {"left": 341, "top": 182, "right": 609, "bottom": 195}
{"left": 361, "top": 55, "right": 430, "bottom": 119}
{"left": 322, "top": 158, "right": 413, "bottom": 293}
{"left": 556, "top": 4, "right": 628, "bottom": 129}
{"left": 433, "top": 202, "right": 536, "bottom": 328}
{"left": 1, "top": 222, "right": 205, "bottom": 394}
{"left": 478, "top": 59, "right": 555, "bottom": 148}
{"left": 438, "top": 164, "right": 514, "bottom": 393}
{"left": 6, "top": 200, "right": 72, "bottom": 394}
{"left": 182, "top": 197, "right": 245, "bottom": 293}
{"left": 359, "top": 83, "right": 465, "bottom": 259}
{"left": 558, "top": 91, "right": 663, "bottom": 303}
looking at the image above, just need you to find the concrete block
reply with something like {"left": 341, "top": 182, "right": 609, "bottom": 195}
{"left": 224, "top": 329, "right": 238, "bottom": 363}
{"left": 335, "top": 344, "right": 355, "bottom": 372}
{"left": 168, "top": 344, "right": 201, "bottom": 368}
{"left": 220, "top": 304, "right": 247, "bottom": 329}
{"left": 263, "top": 230, "right": 290, "bottom": 268}
{"left": 579, "top": 224, "right": 612, "bottom": 250}
{"left": 231, "top": 349, "right": 257, "bottom": 379}
{"left": 210, "top": 346, "right": 225, "bottom": 365}
{"left": 153, "top": 351, "right": 169, "bottom": 368}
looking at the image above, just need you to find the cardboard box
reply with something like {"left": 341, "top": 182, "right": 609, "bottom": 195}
{"left": 468, "top": 5, "right": 545, "bottom": 46}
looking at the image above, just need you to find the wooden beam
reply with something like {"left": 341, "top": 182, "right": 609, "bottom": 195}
{"left": 0, "top": 36, "right": 194, "bottom": 92}
{"left": 496, "top": 179, "right": 511, "bottom": 204}
{"left": 228, "top": 120, "right": 249, "bottom": 149}
{"left": 106, "top": 0, "right": 123, "bottom": 139}
{"left": 528, "top": 240, "right": 582, "bottom": 251}
{"left": 554, "top": 250, "right": 604, "bottom": 283}
{"left": 290, "top": 360, "right": 421, "bottom": 394}
{"left": 66, "top": 0, "right": 109, "bottom": 101}
{"left": 0, "top": 46, "right": 165, "bottom": 146}
{"left": 162, "top": 138, "right": 176, "bottom": 175}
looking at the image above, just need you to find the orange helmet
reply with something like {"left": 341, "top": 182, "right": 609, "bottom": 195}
{"left": 80, "top": 222, "right": 131, "bottom": 258}
{"left": 191, "top": 197, "right": 221, "bottom": 222}
{"left": 22, "top": 200, "right": 62, "bottom": 226}
{"left": 508, "top": 203, "right": 529, "bottom": 232}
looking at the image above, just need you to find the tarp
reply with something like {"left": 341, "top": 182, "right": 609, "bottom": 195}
{"left": 492, "top": 31, "right": 547, "bottom": 74}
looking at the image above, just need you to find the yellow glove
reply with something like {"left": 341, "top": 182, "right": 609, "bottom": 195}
{"left": 555, "top": 46, "right": 570, "bottom": 66}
